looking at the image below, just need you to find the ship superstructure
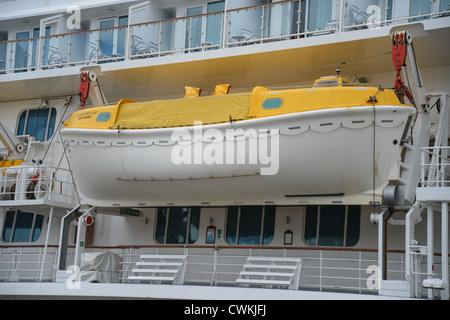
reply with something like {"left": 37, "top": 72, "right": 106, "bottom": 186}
{"left": 0, "top": 0, "right": 449, "bottom": 300}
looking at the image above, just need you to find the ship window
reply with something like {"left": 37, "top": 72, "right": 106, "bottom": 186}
{"left": 2, "top": 210, "right": 44, "bottom": 243}
{"left": 155, "top": 207, "right": 200, "bottom": 244}
{"left": 263, "top": 98, "right": 283, "bottom": 110}
{"left": 226, "top": 206, "right": 276, "bottom": 245}
{"left": 304, "top": 205, "right": 360, "bottom": 247}
{"left": 17, "top": 107, "right": 57, "bottom": 141}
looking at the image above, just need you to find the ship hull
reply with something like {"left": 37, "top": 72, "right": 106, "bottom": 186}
{"left": 62, "top": 105, "right": 414, "bottom": 207}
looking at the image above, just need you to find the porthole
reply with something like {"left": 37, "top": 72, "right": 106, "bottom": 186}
{"left": 263, "top": 98, "right": 283, "bottom": 110}
{"left": 96, "top": 112, "right": 111, "bottom": 122}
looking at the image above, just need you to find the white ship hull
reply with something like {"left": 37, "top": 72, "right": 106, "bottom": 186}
{"left": 62, "top": 105, "right": 414, "bottom": 207}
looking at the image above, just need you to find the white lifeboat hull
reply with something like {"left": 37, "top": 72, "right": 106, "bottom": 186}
{"left": 62, "top": 105, "right": 414, "bottom": 207}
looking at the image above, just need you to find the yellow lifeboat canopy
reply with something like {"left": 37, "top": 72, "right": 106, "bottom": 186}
{"left": 65, "top": 77, "right": 409, "bottom": 130}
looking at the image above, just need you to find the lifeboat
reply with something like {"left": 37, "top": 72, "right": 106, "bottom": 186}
{"left": 61, "top": 76, "right": 414, "bottom": 207}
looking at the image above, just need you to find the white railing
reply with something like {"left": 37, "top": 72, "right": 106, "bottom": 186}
{"left": 0, "top": 0, "right": 449, "bottom": 74}
{"left": 0, "top": 164, "right": 76, "bottom": 204}
{"left": 0, "top": 246, "right": 59, "bottom": 282}
{"left": 420, "top": 146, "right": 450, "bottom": 187}
{"left": 2, "top": 245, "right": 447, "bottom": 297}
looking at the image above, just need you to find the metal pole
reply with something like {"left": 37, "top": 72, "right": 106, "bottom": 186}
{"left": 405, "top": 207, "right": 414, "bottom": 297}
{"left": 427, "top": 204, "right": 434, "bottom": 299}
{"left": 442, "top": 202, "right": 449, "bottom": 300}
{"left": 39, "top": 206, "right": 53, "bottom": 281}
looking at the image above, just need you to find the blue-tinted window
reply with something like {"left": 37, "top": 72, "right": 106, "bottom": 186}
{"left": 155, "top": 207, "right": 200, "bottom": 244}
{"left": 304, "top": 206, "right": 360, "bottom": 247}
{"left": 16, "top": 107, "right": 57, "bottom": 141}
{"left": 226, "top": 206, "right": 276, "bottom": 245}
{"left": 2, "top": 210, "right": 44, "bottom": 243}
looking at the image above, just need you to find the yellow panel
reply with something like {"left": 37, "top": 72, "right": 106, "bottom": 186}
{"left": 254, "top": 86, "right": 406, "bottom": 118}
{"left": 66, "top": 99, "right": 132, "bottom": 129}
{"left": 113, "top": 93, "right": 251, "bottom": 129}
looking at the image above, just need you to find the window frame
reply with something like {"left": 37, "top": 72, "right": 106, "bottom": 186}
{"left": 154, "top": 206, "right": 200, "bottom": 245}
{"left": 2, "top": 209, "right": 44, "bottom": 243}
{"left": 16, "top": 107, "right": 57, "bottom": 142}
{"left": 225, "top": 206, "right": 276, "bottom": 246}
{"left": 303, "top": 205, "right": 360, "bottom": 247}
{"left": 98, "top": 15, "right": 129, "bottom": 57}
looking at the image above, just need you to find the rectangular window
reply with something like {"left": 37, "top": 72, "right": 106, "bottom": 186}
{"left": 226, "top": 206, "right": 276, "bottom": 245}
{"left": 16, "top": 107, "right": 57, "bottom": 141}
{"left": 155, "top": 207, "right": 200, "bottom": 244}
{"left": 2, "top": 210, "right": 44, "bottom": 243}
{"left": 304, "top": 205, "right": 360, "bottom": 247}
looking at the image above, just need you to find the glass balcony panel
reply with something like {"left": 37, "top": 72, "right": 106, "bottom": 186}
{"left": 205, "top": 12, "right": 223, "bottom": 49}
{"left": 0, "top": 42, "right": 7, "bottom": 72}
{"left": 228, "top": 7, "right": 263, "bottom": 45}
{"left": 14, "top": 31, "right": 30, "bottom": 72}
{"left": 440, "top": 0, "right": 450, "bottom": 12}
{"left": 160, "top": 19, "right": 177, "bottom": 53}
{"left": 267, "top": 1, "right": 302, "bottom": 39}
{"left": 344, "top": 0, "right": 387, "bottom": 30}
{"left": 99, "top": 19, "right": 114, "bottom": 60}
{"left": 307, "top": 0, "right": 339, "bottom": 34}
{"left": 185, "top": 15, "right": 204, "bottom": 51}
{"left": 130, "top": 23, "right": 160, "bottom": 58}
{"left": 69, "top": 32, "right": 89, "bottom": 64}
{"left": 43, "top": 35, "right": 69, "bottom": 67}
{"left": 206, "top": 0, "right": 224, "bottom": 48}
{"left": 409, "top": 0, "right": 432, "bottom": 21}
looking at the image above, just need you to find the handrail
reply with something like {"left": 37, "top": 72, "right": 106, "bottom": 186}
{"left": 2, "top": 243, "right": 449, "bottom": 256}
{"left": 226, "top": 0, "right": 295, "bottom": 13}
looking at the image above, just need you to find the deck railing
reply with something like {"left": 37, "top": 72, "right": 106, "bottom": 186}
{"left": 0, "top": 0, "right": 449, "bottom": 74}
{"left": 0, "top": 244, "right": 439, "bottom": 296}
{"left": 0, "top": 164, "right": 76, "bottom": 205}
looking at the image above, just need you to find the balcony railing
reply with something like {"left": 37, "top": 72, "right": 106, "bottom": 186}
{"left": 0, "top": 164, "right": 76, "bottom": 205}
{"left": 0, "top": 0, "right": 449, "bottom": 74}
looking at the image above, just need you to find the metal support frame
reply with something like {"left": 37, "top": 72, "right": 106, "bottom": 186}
{"left": 73, "top": 206, "right": 96, "bottom": 268}
{"left": 57, "top": 205, "right": 81, "bottom": 270}
{"left": 405, "top": 202, "right": 425, "bottom": 297}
